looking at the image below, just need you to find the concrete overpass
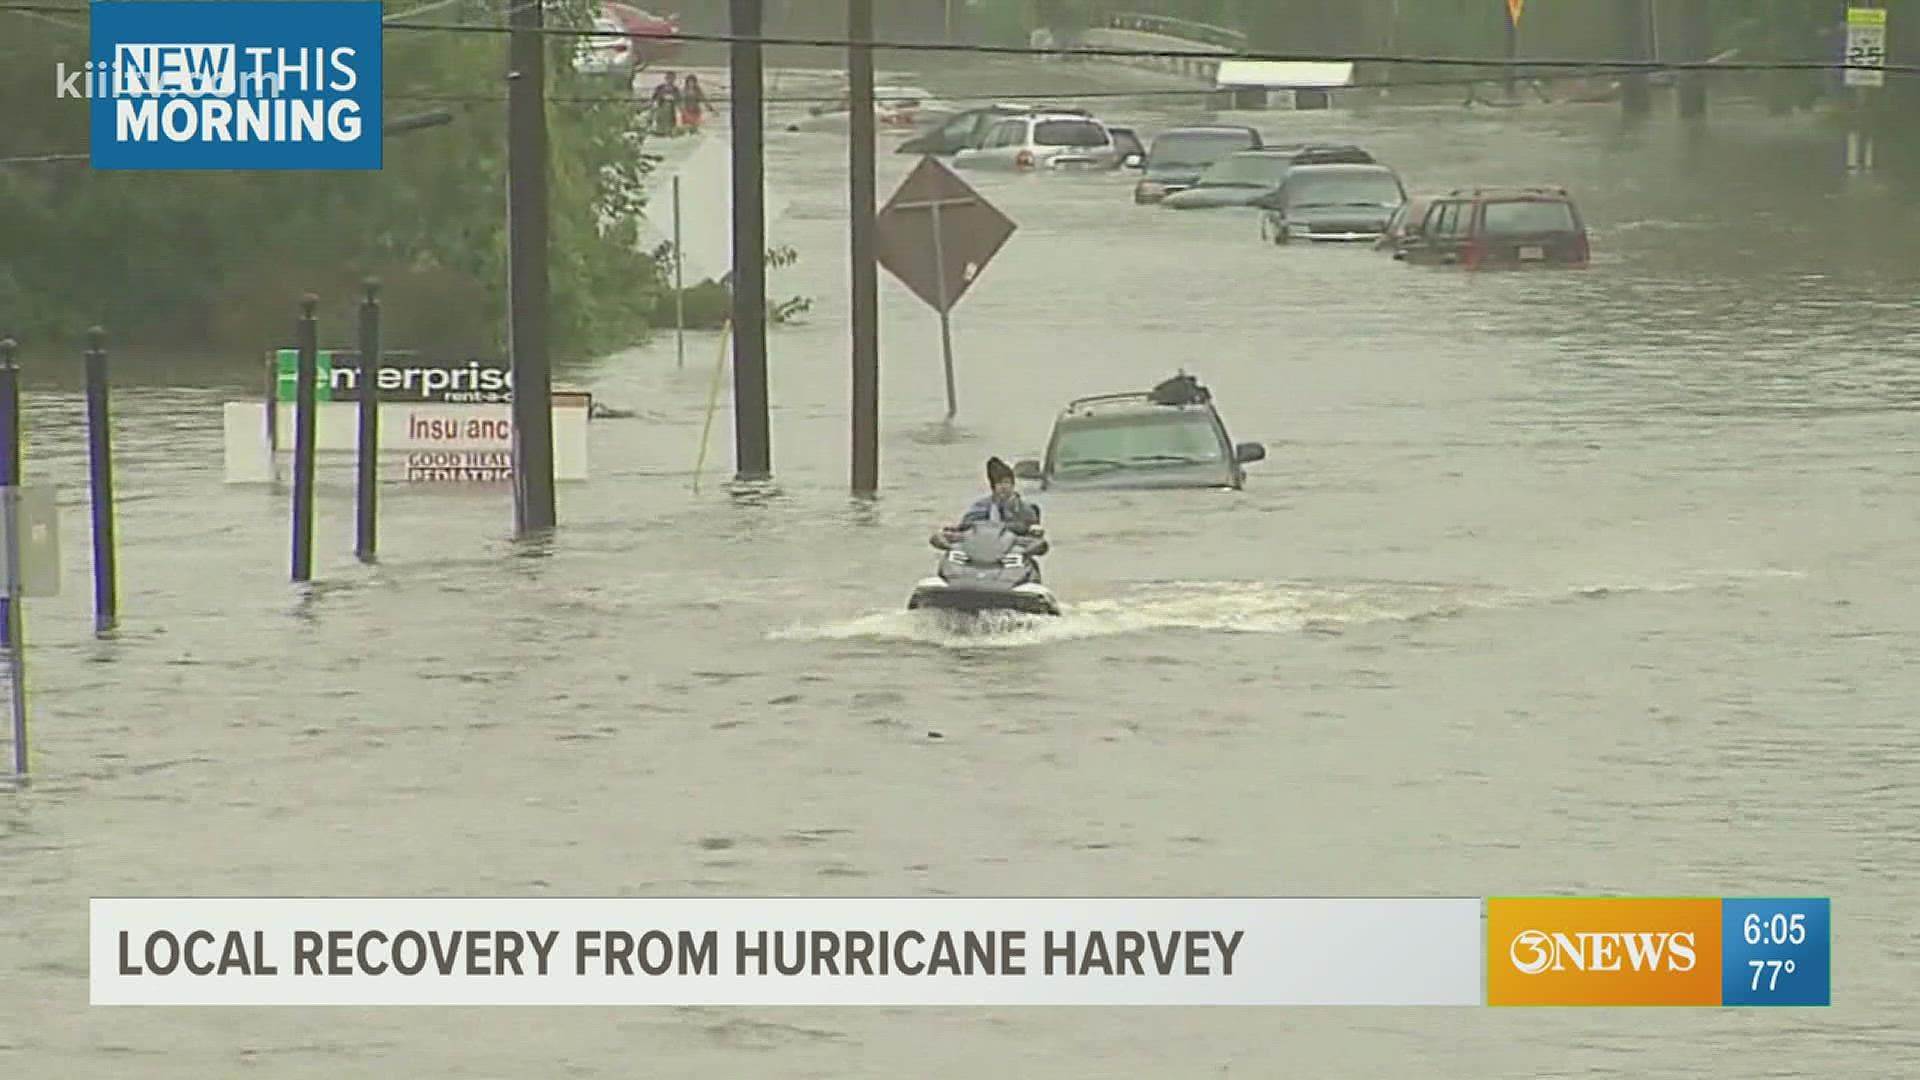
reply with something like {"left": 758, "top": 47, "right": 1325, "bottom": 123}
{"left": 1075, "top": 12, "right": 1245, "bottom": 86}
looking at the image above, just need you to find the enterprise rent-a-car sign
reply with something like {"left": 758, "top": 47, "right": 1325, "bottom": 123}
{"left": 87, "top": 1, "right": 383, "bottom": 171}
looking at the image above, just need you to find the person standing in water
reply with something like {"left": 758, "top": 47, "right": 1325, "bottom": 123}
{"left": 679, "top": 73, "right": 709, "bottom": 131}
{"left": 649, "top": 71, "right": 681, "bottom": 136}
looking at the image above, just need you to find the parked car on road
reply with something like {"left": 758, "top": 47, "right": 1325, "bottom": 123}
{"left": 1396, "top": 186, "right": 1591, "bottom": 269}
{"left": 572, "top": 5, "right": 680, "bottom": 90}
{"left": 1132, "top": 125, "right": 1263, "bottom": 204}
{"left": 1256, "top": 162, "right": 1407, "bottom": 244}
{"left": 804, "top": 84, "right": 944, "bottom": 130}
{"left": 1014, "top": 374, "right": 1266, "bottom": 492}
{"left": 952, "top": 112, "right": 1123, "bottom": 173}
{"left": 895, "top": 104, "right": 1092, "bottom": 155}
{"left": 572, "top": 13, "right": 644, "bottom": 89}
{"left": 1159, "top": 144, "right": 1373, "bottom": 210}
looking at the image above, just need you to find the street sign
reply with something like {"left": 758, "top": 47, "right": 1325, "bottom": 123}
{"left": 1, "top": 484, "right": 60, "bottom": 598}
{"left": 875, "top": 155, "right": 1016, "bottom": 315}
{"left": 1845, "top": 7, "right": 1887, "bottom": 88}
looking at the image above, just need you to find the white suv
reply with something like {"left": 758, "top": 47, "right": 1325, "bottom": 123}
{"left": 952, "top": 112, "right": 1120, "bottom": 172}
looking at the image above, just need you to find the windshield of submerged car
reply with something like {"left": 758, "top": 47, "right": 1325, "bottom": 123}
{"left": 1287, "top": 171, "right": 1406, "bottom": 209}
{"left": 1052, "top": 414, "right": 1225, "bottom": 473}
{"left": 1481, "top": 199, "right": 1579, "bottom": 235}
{"left": 1195, "top": 153, "right": 1290, "bottom": 188}
{"left": 1149, "top": 131, "right": 1257, "bottom": 173}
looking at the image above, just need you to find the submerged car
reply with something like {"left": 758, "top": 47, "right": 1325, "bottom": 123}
{"left": 1256, "top": 162, "right": 1407, "bottom": 244}
{"left": 896, "top": 104, "right": 1093, "bottom": 155}
{"left": 1159, "top": 144, "right": 1373, "bottom": 210}
{"left": 1132, "top": 125, "right": 1263, "bottom": 204}
{"left": 1014, "top": 374, "right": 1266, "bottom": 491}
{"left": 1396, "top": 186, "right": 1591, "bottom": 268}
{"left": 953, "top": 112, "right": 1123, "bottom": 172}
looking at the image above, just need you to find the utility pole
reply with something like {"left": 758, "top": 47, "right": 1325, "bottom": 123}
{"left": 1677, "top": 0, "right": 1710, "bottom": 119}
{"left": 730, "top": 0, "right": 772, "bottom": 481}
{"left": 1619, "top": 0, "right": 1652, "bottom": 118}
{"left": 507, "top": 0, "right": 557, "bottom": 534}
{"left": 849, "top": 0, "right": 879, "bottom": 496}
{"left": 1503, "top": 2, "right": 1518, "bottom": 100}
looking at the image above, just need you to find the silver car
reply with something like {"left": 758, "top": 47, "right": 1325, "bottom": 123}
{"left": 572, "top": 15, "right": 638, "bottom": 89}
{"left": 952, "top": 113, "right": 1121, "bottom": 173}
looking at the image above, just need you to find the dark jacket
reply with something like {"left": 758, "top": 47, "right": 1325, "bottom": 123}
{"left": 957, "top": 493, "right": 1039, "bottom": 534}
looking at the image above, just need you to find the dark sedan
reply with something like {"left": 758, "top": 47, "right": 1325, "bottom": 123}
{"left": 1256, "top": 163, "right": 1408, "bottom": 244}
{"left": 1160, "top": 144, "right": 1372, "bottom": 210}
{"left": 1131, "top": 125, "right": 1262, "bottom": 204}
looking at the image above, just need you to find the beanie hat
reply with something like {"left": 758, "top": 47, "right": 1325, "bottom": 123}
{"left": 986, "top": 456, "right": 1013, "bottom": 484}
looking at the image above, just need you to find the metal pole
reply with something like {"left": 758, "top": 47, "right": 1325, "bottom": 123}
{"left": 672, "top": 173, "right": 685, "bottom": 371}
{"left": 291, "top": 295, "right": 319, "bottom": 583}
{"left": 1620, "top": 0, "right": 1652, "bottom": 118}
{"left": 730, "top": 0, "right": 772, "bottom": 480}
{"left": 849, "top": 0, "right": 880, "bottom": 494}
{"left": 0, "top": 339, "right": 14, "bottom": 651}
{"left": 508, "top": 0, "right": 558, "bottom": 535}
{"left": 83, "top": 326, "right": 118, "bottom": 634}
{"left": 930, "top": 199, "right": 956, "bottom": 420}
{"left": 264, "top": 351, "right": 279, "bottom": 485}
{"left": 0, "top": 337, "right": 24, "bottom": 777}
{"left": 354, "top": 279, "right": 382, "bottom": 563}
{"left": 1677, "top": 0, "right": 1708, "bottom": 119}
{"left": 1503, "top": 5, "right": 1517, "bottom": 100}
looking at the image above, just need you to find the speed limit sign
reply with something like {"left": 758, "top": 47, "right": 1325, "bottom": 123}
{"left": 1845, "top": 6, "right": 1886, "bottom": 88}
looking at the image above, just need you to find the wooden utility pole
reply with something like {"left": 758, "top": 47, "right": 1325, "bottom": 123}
{"left": 849, "top": 0, "right": 879, "bottom": 495}
{"left": 730, "top": 0, "right": 772, "bottom": 481}
{"left": 507, "top": 0, "right": 557, "bottom": 533}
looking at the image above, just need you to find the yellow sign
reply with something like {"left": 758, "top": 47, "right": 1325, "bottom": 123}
{"left": 1847, "top": 7, "right": 1886, "bottom": 26}
{"left": 1508, "top": 0, "right": 1525, "bottom": 24}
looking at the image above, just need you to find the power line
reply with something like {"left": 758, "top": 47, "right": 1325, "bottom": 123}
{"left": 0, "top": 3, "right": 1913, "bottom": 77}
{"left": 387, "top": 67, "right": 1703, "bottom": 108}
{"left": 378, "top": 20, "right": 1920, "bottom": 77}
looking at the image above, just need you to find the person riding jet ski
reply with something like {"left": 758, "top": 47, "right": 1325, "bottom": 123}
{"left": 909, "top": 456, "right": 1060, "bottom": 616}
{"left": 934, "top": 457, "right": 1044, "bottom": 545}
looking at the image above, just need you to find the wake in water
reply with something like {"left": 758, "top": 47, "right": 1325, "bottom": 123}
{"left": 765, "top": 570, "right": 1805, "bottom": 651}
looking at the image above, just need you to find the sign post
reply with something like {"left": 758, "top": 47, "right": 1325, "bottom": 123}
{"left": 1844, "top": 6, "right": 1885, "bottom": 173}
{"left": 1, "top": 482, "right": 59, "bottom": 780}
{"left": 1504, "top": 0, "right": 1523, "bottom": 99}
{"left": 1844, "top": 6, "right": 1887, "bottom": 88}
{"left": 874, "top": 156, "right": 1016, "bottom": 420}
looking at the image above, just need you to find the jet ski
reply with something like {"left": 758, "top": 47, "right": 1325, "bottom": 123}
{"left": 907, "top": 520, "right": 1061, "bottom": 617}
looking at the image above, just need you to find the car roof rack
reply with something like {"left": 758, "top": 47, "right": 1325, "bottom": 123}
{"left": 1065, "top": 375, "right": 1213, "bottom": 413}
{"left": 991, "top": 102, "right": 1090, "bottom": 115}
{"left": 1444, "top": 184, "right": 1571, "bottom": 198}
{"left": 1064, "top": 391, "right": 1155, "bottom": 412}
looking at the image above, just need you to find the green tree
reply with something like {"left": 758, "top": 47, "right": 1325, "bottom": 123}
{"left": 0, "top": 0, "right": 669, "bottom": 365}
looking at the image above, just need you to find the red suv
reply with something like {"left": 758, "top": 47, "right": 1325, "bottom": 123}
{"left": 1395, "top": 186, "right": 1590, "bottom": 269}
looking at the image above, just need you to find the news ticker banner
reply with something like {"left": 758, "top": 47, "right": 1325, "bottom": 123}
{"left": 88, "top": 896, "right": 1830, "bottom": 1007}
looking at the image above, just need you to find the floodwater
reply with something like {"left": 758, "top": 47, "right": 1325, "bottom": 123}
{"left": 4, "top": 58, "right": 1919, "bottom": 1077}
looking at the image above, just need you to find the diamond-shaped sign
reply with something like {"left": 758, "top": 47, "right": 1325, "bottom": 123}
{"left": 874, "top": 156, "right": 1016, "bottom": 315}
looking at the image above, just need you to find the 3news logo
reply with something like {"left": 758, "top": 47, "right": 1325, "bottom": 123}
{"left": 1486, "top": 897, "right": 1724, "bottom": 1006}
{"left": 1507, "top": 927, "right": 1698, "bottom": 975}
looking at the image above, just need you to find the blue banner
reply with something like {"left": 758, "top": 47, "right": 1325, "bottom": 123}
{"left": 87, "top": 1, "right": 384, "bottom": 170}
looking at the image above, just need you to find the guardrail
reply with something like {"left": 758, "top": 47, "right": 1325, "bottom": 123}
{"left": 1104, "top": 12, "right": 1247, "bottom": 51}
